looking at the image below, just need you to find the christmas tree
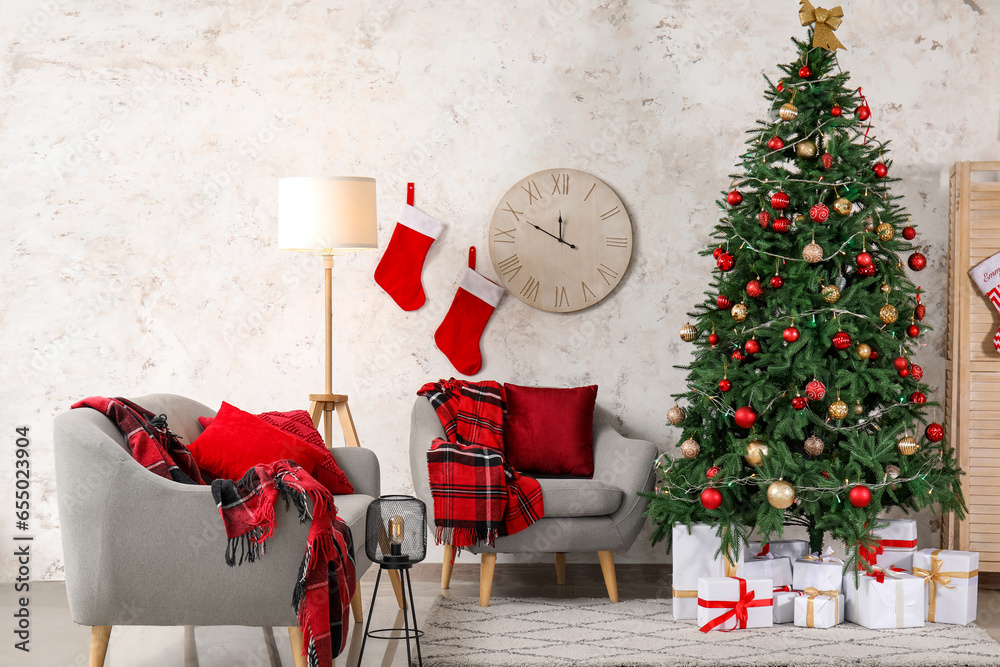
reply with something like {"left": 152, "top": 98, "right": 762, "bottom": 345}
{"left": 645, "top": 5, "right": 966, "bottom": 573}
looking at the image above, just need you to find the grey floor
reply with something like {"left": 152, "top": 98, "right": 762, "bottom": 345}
{"left": 5, "top": 563, "right": 1000, "bottom": 666}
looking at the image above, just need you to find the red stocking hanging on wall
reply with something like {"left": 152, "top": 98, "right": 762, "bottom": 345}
{"left": 435, "top": 248, "right": 505, "bottom": 375}
{"left": 374, "top": 183, "right": 445, "bottom": 311}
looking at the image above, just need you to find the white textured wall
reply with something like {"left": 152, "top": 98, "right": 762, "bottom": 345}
{"left": 2, "top": 0, "right": 999, "bottom": 581}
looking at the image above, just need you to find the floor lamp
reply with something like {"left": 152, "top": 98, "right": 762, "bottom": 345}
{"left": 278, "top": 176, "right": 378, "bottom": 449}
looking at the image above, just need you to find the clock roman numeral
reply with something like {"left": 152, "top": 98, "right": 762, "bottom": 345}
{"left": 581, "top": 281, "right": 596, "bottom": 303}
{"left": 597, "top": 263, "right": 619, "bottom": 285}
{"left": 520, "top": 276, "right": 540, "bottom": 302}
{"left": 521, "top": 180, "right": 541, "bottom": 205}
{"left": 498, "top": 254, "right": 522, "bottom": 281}
{"left": 606, "top": 236, "right": 628, "bottom": 248}
{"left": 555, "top": 285, "right": 569, "bottom": 309}
{"left": 502, "top": 202, "right": 523, "bottom": 221}
{"left": 600, "top": 205, "right": 621, "bottom": 220}
{"left": 551, "top": 173, "right": 569, "bottom": 195}
{"left": 494, "top": 227, "right": 516, "bottom": 243}
{"left": 583, "top": 183, "right": 596, "bottom": 202}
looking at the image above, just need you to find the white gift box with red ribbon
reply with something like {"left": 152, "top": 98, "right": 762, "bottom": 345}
{"left": 736, "top": 554, "right": 793, "bottom": 588}
{"left": 873, "top": 519, "right": 918, "bottom": 571}
{"left": 672, "top": 523, "right": 741, "bottom": 620}
{"left": 772, "top": 588, "right": 800, "bottom": 624}
{"left": 745, "top": 540, "right": 810, "bottom": 563}
{"left": 696, "top": 577, "right": 774, "bottom": 632}
{"left": 912, "top": 548, "right": 979, "bottom": 625}
{"left": 843, "top": 567, "right": 925, "bottom": 629}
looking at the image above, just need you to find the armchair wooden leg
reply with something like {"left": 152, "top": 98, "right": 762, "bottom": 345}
{"left": 441, "top": 543, "right": 455, "bottom": 589}
{"left": 288, "top": 626, "right": 307, "bottom": 667}
{"left": 597, "top": 550, "right": 619, "bottom": 602}
{"left": 554, "top": 553, "right": 567, "bottom": 585}
{"left": 387, "top": 569, "right": 406, "bottom": 609}
{"left": 351, "top": 586, "right": 363, "bottom": 622}
{"left": 89, "top": 625, "right": 112, "bottom": 667}
{"left": 479, "top": 552, "right": 497, "bottom": 607}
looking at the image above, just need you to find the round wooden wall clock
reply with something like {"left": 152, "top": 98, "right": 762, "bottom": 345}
{"left": 488, "top": 168, "right": 633, "bottom": 313}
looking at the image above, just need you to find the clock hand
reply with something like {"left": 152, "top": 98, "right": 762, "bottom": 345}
{"left": 528, "top": 221, "right": 577, "bottom": 249}
{"left": 558, "top": 210, "right": 563, "bottom": 241}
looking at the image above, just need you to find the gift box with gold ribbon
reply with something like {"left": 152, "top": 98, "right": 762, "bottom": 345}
{"left": 843, "top": 567, "right": 925, "bottom": 629}
{"left": 672, "top": 523, "right": 741, "bottom": 620}
{"left": 793, "top": 587, "right": 844, "bottom": 629}
{"left": 912, "top": 548, "right": 979, "bottom": 625}
{"left": 696, "top": 577, "right": 774, "bottom": 632}
{"left": 745, "top": 540, "right": 810, "bottom": 563}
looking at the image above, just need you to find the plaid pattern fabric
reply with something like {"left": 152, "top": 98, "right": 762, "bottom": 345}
{"left": 417, "top": 379, "right": 544, "bottom": 548}
{"left": 72, "top": 396, "right": 204, "bottom": 484}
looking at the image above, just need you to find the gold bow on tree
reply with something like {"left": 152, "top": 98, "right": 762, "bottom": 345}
{"left": 799, "top": 1, "right": 846, "bottom": 51}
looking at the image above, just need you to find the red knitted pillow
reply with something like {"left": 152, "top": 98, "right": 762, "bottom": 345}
{"left": 502, "top": 384, "right": 598, "bottom": 477}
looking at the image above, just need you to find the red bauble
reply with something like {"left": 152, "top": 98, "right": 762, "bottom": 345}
{"left": 810, "top": 203, "right": 830, "bottom": 223}
{"left": 777, "top": 82, "right": 784, "bottom": 92}
{"left": 792, "top": 396, "right": 808, "bottom": 410}
{"left": 915, "top": 304, "right": 926, "bottom": 321}
{"left": 805, "top": 380, "right": 826, "bottom": 401}
{"left": 907, "top": 324, "right": 920, "bottom": 338}
{"left": 772, "top": 217, "right": 790, "bottom": 233}
{"left": 745, "top": 339, "right": 761, "bottom": 355}
{"left": 783, "top": 326, "right": 800, "bottom": 343}
{"left": 708, "top": 333, "right": 720, "bottom": 347}
{"left": 822, "top": 153, "right": 834, "bottom": 170}
{"left": 717, "top": 294, "right": 732, "bottom": 309}
{"left": 717, "top": 253, "right": 735, "bottom": 271}
{"left": 771, "top": 192, "right": 790, "bottom": 209}
{"left": 857, "top": 105, "right": 871, "bottom": 121}
{"left": 831, "top": 105, "right": 843, "bottom": 117}
{"left": 727, "top": 190, "right": 744, "bottom": 206}
{"left": 925, "top": 422, "right": 944, "bottom": 442}
{"left": 770, "top": 275, "right": 784, "bottom": 289}
{"left": 832, "top": 332, "right": 852, "bottom": 350}
{"left": 733, "top": 406, "right": 758, "bottom": 429}
{"left": 849, "top": 485, "right": 872, "bottom": 508}
{"left": 768, "top": 136, "right": 785, "bottom": 151}
{"left": 706, "top": 465, "right": 721, "bottom": 479}
{"left": 759, "top": 211, "right": 772, "bottom": 228}
{"left": 911, "top": 392, "right": 927, "bottom": 404}
{"left": 908, "top": 252, "right": 927, "bottom": 271}
{"left": 870, "top": 348, "right": 880, "bottom": 360}
{"left": 911, "top": 364, "right": 923, "bottom": 381}
{"left": 731, "top": 350, "right": 744, "bottom": 362}
{"left": 903, "top": 226, "right": 916, "bottom": 240}
{"left": 718, "top": 378, "right": 732, "bottom": 392}
{"left": 893, "top": 356, "right": 909, "bottom": 371}
{"left": 701, "top": 487, "right": 723, "bottom": 510}
{"left": 873, "top": 162, "right": 889, "bottom": 178}
{"left": 799, "top": 65, "right": 812, "bottom": 78}
{"left": 898, "top": 367, "right": 910, "bottom": 378}
{"left": 858, "top": 265, "right": 876, "bottom": 277}
{"left": 746, "top": 279, "right": 765, "bottom": 298}
{"left": 713, "top": 246, "right": 724, "bottom": 259}
{"left": 857, "top": 252, "right": 873, "bottom": 268}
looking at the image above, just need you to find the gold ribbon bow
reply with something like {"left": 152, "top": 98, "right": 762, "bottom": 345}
{"left": 803, "top": 587, "right": 839, "bottom": 628}
{"left": 799, "top": 1, "right": 846, "bottom": 51}
{"left": 913, "top": 549, "right": 975, "bottom": 623}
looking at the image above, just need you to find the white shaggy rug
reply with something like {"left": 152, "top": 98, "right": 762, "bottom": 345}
{"left": 416, "top": 597, "right": 1000, "bottom": 666}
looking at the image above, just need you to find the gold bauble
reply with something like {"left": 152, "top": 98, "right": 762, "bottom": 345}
{"left": 879, "top": 303, "right": 898, "bottom": 324}
{"left": 744, "top": 439, "right": 769, "bottom": 466}
{"left": 803, "top": 243, "right": 824, "bottom": 263}
{"left": 731, "top": 302, "right": 748, "bottom": 322}
{"left": 779, "top": 102, "right": 799, "bottom": 121}
{"left": 794, "top": 214, "right": 805, "bottom": 226}
{"left": 829, "top": 399, "right": 849, "bottom": 420}
{"left": 885, "top": 464, "right": 901, "bottom": 481}
{"left": 667, "top": 404, "right": 686, "bottom": 426}
{"left": 767, "top": 480, "right": 796, "bottom": 509}
{"left": 898, "top": 435, "right": 919, "bottom": 456}
{"left": 864, "top": 215, "right": 876, "bottom": 232}
{"left": 821, "top": 284, "right": 841, "bottom": 303}
{"left": 880, "top": 283, "right": 892, "bottom": 294}
{"left": 854, "top": 400, "right": 864, "bottom": 416}
{"left": 803, "top": 435, "right": 824, "bottom": 456}
{"left": 796, "top": 140, "right": 818, "bottom": 158}
{"left": 680, "top": 322, "right": 698, "bottom": 342}
{"left": 680, "top": 437, "right": 700, "bottom": 459}
{"left": 856, "top": 343, "right": 872, "bottom": 359}
{"left": 834, "top": 198, "right": 852, "bottom": 215}
{"left": 877, "top": 222, "right": 895, "bottom": 241}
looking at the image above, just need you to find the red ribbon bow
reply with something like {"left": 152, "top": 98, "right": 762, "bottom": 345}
{"left": 755, "top": 543, "right": 770, "bottom": 558}
{"left": 864, "top": 565, "right": 907, "bottom": 584}
{"left": 773, "top": 585, "right": 792, "bottom": 593}
{"left": 858, "top": 543, "right": 883, "bottom": 568}
{"left": 698, "top": 577, "right": 772, "bottom": 633}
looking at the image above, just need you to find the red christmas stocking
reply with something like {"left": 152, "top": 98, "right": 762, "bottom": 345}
{"left": 374, "top": 203, "right": 444, "bottom": 311}
{"left": 435, "top": 266, "right": 505, "bottom": 375}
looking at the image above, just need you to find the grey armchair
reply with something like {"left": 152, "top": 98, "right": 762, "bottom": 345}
{"left": 53, "top": 393, "right": 381, "bottom": 667}
{"left": 409, "top": 396, "right": 657, "bottom": 606}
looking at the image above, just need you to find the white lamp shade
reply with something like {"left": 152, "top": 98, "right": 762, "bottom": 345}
{"left": 278, "top": 176, "right": 378, "bottom": 254}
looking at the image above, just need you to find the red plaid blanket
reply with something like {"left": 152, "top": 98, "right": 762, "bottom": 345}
{"left": 417, "top": 379, "right": 544, "bottom": 548}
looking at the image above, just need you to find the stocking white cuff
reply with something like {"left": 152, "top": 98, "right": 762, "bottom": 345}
{"left": 459, "top": 267, "right": 505, "bottom": 307}
{"left": 399, "top": 204, "right": 445, "bottom": 239}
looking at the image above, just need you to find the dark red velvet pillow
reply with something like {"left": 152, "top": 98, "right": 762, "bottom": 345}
{"left": 503, "top": 384, "right": 598, "bottom": 477}
{"left": 197, "top": 408, "right": 354, "bottom": 494}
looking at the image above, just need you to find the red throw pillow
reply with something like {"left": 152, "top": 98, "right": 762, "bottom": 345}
{"left": 197, "top": 408, "right": 354, "bottom": 495}
{"left": 503, "top": 384, "right": 598, "bottom": 477}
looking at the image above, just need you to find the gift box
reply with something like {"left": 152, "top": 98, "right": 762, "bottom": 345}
{"left": 873, "top": 519, "right": 918, "bottom": 570}
{"left": 793, "top": 588, "right": 844, "bottom": 629}
{"left": 737, "top": 555, "right": 793, "bottom": 588}
{"left": 697, "top": 577, "right": 774, "bottom": 632}
{"left": 912, "top": 548, "right": 979, "bottom": 625}
{"left": 672, "top": 523, "right": 740, "bottom": 620}
{"left": 746, "top": 539, "right": 810, "bottom": 563}
{"left": 772, "top": 588, "right": 800, "bottom": 624}
{"left": 843, "top": 569, "right": 925, "bottom": 629}
{"left": 792, "top": 549, "right": 844, "bottom": 592}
